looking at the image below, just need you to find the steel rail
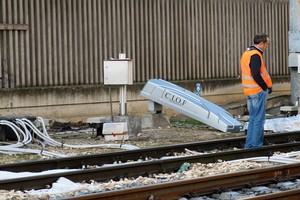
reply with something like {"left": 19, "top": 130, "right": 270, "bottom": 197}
{"left": 1, "top": 131, "right": 300, "bottom": 172}
{"left": 243, "top": 188, "right": 300, "bottom": 200}
{"left": 62, "top": 163, "right": 300, "bottom": 200}
{"left": 1, "top": 141, "right": 300, "bottom": 190}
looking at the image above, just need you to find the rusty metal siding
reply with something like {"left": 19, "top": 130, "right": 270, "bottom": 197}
{"left": 0, "top": 0, "right": 289, "bottom": 88}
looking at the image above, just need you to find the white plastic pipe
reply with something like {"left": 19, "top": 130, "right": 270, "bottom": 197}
{"left": 0, "top": 117, "right": 139, "bottom": 158}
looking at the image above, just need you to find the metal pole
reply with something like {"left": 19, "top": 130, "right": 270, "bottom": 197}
{"left": 109, "top": 85, "right": 113, "bottom": 121}
{"left": 119, "top": 85, "right": 127, "bottom": 115}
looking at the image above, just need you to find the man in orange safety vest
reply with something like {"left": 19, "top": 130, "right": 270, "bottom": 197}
{"left": 240, "top": 33, "right": 272, "bottom": 149}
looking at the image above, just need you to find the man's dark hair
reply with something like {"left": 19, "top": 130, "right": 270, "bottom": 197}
{"left": 253, "top": 33, "right": 269, "bottom": 44}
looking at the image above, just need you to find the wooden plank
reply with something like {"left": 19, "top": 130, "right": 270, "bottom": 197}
{"left": 0, "top": 24, "right": 28, "bottom": 30}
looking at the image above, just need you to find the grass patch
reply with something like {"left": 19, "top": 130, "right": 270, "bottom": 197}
{"left": 170, "top": 116, "right": 206, "bottom": 128}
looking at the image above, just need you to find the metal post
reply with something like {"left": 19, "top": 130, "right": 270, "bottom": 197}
{"left": 109, "top": 85, "right": 113, "bottom": 121}
{"left": 119, "top": 85, "right": 127, "bottom": 115}
{"left": 118, "top": 53, "right": 127, "bottom": 116}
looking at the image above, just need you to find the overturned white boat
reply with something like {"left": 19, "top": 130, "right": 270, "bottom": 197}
{"left": 140, "top": 79, "right": 242, "bottom": 133}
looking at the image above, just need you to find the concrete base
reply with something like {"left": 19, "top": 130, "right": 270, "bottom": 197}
{"left": 113, "top": 115, "right": 142, "bottom": 137}
{"left": 290, "top": 67, "right": 300, "bottom": 105}
{"left": 141, "top": 114, "right": 170, "bottom": 128}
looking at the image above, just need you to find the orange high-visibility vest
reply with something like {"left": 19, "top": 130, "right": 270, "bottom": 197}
{"left": 240, "top": 49, "right": 272, "bottom": 96}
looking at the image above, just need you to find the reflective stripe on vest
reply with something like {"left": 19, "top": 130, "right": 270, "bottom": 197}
{"left": 241, "top": 68, "right": 270, "bottom": 87}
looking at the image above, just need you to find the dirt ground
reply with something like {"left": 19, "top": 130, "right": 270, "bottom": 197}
{"left": 0, "top": 115, "right": 245, "bottom": 164}
{"left": 52, "top": 114, "right": 245, "bottom": 148}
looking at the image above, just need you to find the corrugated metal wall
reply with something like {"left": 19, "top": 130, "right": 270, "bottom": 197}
{"left": 0, "top": 0, "right": 289, "bottom": 88}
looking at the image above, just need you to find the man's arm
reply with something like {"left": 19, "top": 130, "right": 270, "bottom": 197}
{"left": 249, "top": 54, "right": 268, "bottom": 91}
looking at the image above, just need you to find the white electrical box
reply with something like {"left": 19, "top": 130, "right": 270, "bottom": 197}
{"left": 103, "top": 60, "right": 133, "bottom": 85}
{"left": 102, "top": 122, "right": 129, "bottom": 140}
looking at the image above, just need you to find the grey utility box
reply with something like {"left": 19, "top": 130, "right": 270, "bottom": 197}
{"left": 103, "top": 60, "right": 133, "bottom": 85}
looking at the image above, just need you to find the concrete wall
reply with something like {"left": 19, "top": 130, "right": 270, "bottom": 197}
{"left": 0, "top": 77, "right": 290, "bottom": 122}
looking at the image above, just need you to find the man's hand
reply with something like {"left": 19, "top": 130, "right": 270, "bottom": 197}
{"left": 268, "top": 87, "right": 272, "bottom": 94}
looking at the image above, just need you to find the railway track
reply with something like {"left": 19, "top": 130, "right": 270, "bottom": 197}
{"left": 1, "top": 131, "right": 300, "bottom": 173}
{"left": 62, "top": 162, "right": 300, "bottom": 200}
{"left": 1, "top": 131, "right": 300, "bottom": 192}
